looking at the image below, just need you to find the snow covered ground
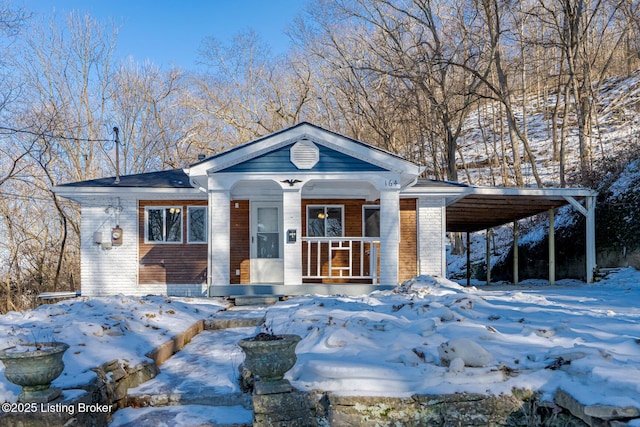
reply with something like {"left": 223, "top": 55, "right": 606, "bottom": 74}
{"left": 273, "top": 271, "right": 640, "bottom": 407}
{"left": 0, "top": 296, "right": 229, "bottom": 401}
{"left": 2, "top": 269, "right": 640, "bottom": 424}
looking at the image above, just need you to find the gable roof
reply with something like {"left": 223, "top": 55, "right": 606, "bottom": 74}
{"left": 53, "top": 123, "right": 425, "bottom": 198}
{"left": 219, "top": 142, "right": 388, "bottom": 173}
{"left": 190, "top": 122, "right": 411, "bottom": 169}
{"left": 186, "top": 122, "right": 424, "bottom": 179}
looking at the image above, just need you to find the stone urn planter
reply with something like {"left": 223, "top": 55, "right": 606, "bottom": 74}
{"left": 0, "top": 342, "right": 69, "bottom": 403}
{"left": 238, "top": 333, "right": 301, "bottom": 395}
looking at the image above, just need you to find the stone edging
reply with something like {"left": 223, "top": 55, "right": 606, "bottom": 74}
{"left": 4, "top": 313, "right": 639, "bottom": 427}
{"left": 0, "top": 319, "right": 208, "bottom": 427}
{"left": 145, "top": 319, "right": 205, "bottom": 366}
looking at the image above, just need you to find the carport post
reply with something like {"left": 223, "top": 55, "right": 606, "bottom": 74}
{"left": 466, "top": 232, "right": 471, "bottom": 287}
{"left": 586, "top": 196, "right": 596, "bottom": 283}
{"left": 486, "top": 229, "right": 491, "bottom": 286}
{"left": 513, "top": 221, "right": 519, "bottom": 285}
{"left": 563, "top": 194, "right": 597, "bottom": 283}
{"left": 549, "top": 209, "right": 555, "bottom": 285}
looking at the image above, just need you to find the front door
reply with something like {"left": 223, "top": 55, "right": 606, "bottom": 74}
{"left": 250, "top": 202, "right": 284, "bottom": 283}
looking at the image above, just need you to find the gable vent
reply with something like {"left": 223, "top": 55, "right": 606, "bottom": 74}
{"left": 290, "top": 139, "right": 319, "bottom": 169}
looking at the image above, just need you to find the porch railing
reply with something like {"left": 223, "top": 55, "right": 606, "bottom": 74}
{"left": 302, "top": 237, "right": 380, "bottom": 283}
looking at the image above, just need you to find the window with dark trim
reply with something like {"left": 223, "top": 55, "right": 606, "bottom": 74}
{"left": 363, "top": 206, "right": 380, "bottom": 237}
{"left": 307, "top": 205, "right": 344, "bottom": 237}
{"left": 145, "top": 207, "right": 182, "bottom": 243}
{"left": 187, "top": 206, "right": 207, "bottom": 243}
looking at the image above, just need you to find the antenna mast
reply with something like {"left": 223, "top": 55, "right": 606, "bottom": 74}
{"left": 113, "top": 127, "right": 120, "bottom": 184}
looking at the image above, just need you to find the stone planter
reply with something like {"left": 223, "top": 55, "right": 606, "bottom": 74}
{"left": 0, "top": 342, "right": 69, "bottom": 403}
{"left": 238, "top": 334, "right": 301, "bottom": 395}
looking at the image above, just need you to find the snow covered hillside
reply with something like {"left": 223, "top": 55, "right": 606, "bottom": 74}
{"left": 448, "top": 71, "right": 640, "bottom": 280}
{"left": 457, "top": 70, "right": 640, "bottom": 188}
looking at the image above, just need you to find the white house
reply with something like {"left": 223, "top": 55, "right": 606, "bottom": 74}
{"left": 54, "top": 123, "right": 597, "bottom": 297}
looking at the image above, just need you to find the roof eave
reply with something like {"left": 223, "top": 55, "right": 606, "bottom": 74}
{"left": 53, "top": 186, "right": 204, "bottom": 202}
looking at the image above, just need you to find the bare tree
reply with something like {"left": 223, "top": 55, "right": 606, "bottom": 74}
{"left": 191, "top": 31, "right": 314, "bottom": 147}
{"left": 294, "top": 0, "right": 491, "bottom": 180}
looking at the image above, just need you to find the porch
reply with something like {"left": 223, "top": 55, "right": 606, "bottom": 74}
{"left": 205, "top": 176, "right": 416, "bottom": 294}
{"left": 214, "top": 192, "right": 416, "bottom": 292}
{"left": 207, "top": 282, "right": 395, "bottom": 298}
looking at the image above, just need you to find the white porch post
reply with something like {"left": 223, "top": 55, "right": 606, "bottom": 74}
{"left": 380, "top": 189, "right": 400, "bottom": 286}
{"left": 282, "top": 188, "right": 302, "bottom": 285}
{"left": 418, "top": 197, "right": 447, "bottom": 277}
{"left": 486, "top": 229, "right": 492, "bottom": 286}
{"left": 208, "top": 190, "right": 231, "bottom": 292}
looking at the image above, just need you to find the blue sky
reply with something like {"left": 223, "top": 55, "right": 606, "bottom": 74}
{"left": 21, "top": 0, "right": 305, "bottom": 69}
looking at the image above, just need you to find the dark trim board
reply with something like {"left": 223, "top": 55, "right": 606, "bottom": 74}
{"left": 209, "top": 284, "right": 396, "bottom": 297}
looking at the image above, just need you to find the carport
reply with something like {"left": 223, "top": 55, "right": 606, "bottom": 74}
{"left": 443, "top": 186, "right": 597, "bottom": 285}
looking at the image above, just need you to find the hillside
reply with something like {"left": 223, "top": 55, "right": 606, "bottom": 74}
{"left": 458, "top": 70, "right": 640, "bottom": 187}
{"left": 448, "top": 70, "right": 640, "bottom": 282}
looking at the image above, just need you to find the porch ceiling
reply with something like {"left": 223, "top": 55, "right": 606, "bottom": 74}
{"left": 445, "top": 193, "right": 580, "bottom": 233}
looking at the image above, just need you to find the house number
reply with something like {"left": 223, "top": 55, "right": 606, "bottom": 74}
{"left": 384, "top": 179, "right": 399, "bottom": 187}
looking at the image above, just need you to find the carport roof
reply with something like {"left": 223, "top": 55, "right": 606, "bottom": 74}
{"left": 409, "top": 179, "right": 597, "bottom": 233}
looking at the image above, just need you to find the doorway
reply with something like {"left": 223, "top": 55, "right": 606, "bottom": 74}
{"left": 250, "top": 202, "right": 284, "bottom": 283}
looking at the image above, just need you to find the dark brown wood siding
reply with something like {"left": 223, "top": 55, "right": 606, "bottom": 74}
{"left": 301, "top": 198, "right": 417, "bottom": 284}
{"left": 138, "top": 197, "right": 417, "bottom": 286}
{"left": 138, "top": 200, "right": 208, "bottom": 285}
{"left": 230, "top": 200, "right": 250, "bottom": 284}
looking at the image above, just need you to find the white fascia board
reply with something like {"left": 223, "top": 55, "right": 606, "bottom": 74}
{"left": 301, "top": 125, "right": 424, "bottom": 176}
{"left": 53, "top": 186, "right": 204, "bottom": 203}
{"left": 401, "top": 186, "right": 470, "bottom": 198}
{"left": 208, "top": 171, "right": 404, "bottom": 192}
{"left": 467, "top": 186, "right": 597, "bottom": 198}
{"left": 187, "top": 123, "right": 424, "bottom": 178}
{"left": 187, "top": 130, "right": 302, "bottom": 176}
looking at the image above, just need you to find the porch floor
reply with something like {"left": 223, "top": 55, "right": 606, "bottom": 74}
{"left": 208, "top": 283, "right": 396, "bottom": 297}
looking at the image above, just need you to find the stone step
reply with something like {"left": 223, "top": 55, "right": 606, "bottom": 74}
{"left": 232, "top": 296, "right": 280, "bottom": 306}
{"left": 205, "top": 314, "right": 265, "bottom": 330}
{"left": 109, "top": 404, "right": 252, "bottom": 427}
{"left": 125, "top": 328, "right": 255, "bottom": 410}
{"left": 125, "top": 388, "right": 251, "bottom": 409}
